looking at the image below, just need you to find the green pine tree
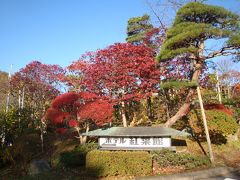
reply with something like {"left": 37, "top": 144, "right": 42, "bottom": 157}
{"left": 126, "top": 14, "right": 154, "bottom": 45}
{"left": 157, "top": 2, "right": 240, "bottom": 127}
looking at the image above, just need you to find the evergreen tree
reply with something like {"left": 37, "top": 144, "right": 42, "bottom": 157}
{"left": 157, "top": 2, "right": 240, "bottom": 127}
{"left": 126, "top": 14, "right": 164, "bottom": 51}
{"left": 126, "top": 14, "right": 153, "bottom": 45}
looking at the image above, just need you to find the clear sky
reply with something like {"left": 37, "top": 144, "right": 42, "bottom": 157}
{"left": 0, "top": 0, "right": 239, "bottom": 73}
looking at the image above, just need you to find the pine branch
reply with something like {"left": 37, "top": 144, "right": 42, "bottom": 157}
{"left": 206, "top": 46, "right": 240, "bottom": 59}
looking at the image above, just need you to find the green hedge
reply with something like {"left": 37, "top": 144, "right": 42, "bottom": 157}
{"left": 59, "top": 142, "right": 98, "bottom": 167}
{"left": 151, "top": 149, "right": 210, "bottom": 169}
{"left": 86, "top": 150, "right": 152, "bottom": 177}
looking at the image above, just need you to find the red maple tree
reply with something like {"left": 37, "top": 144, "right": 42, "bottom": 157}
{"left": 69, "top": 43, "right": 160, "bottom": 100}
{"left": 67, "top": 43, "right": 160, "bottom": 126}
{"left": 78, "top": 99, "right": 113, "bottom": 126}
{"left": 10, "top": 61, "right": 65, "bottom": 122}
{"left": 44, "top": 91, "right": 113, "bottom": 139}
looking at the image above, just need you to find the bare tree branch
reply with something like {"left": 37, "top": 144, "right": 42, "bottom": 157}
{"left": 144, "top": 0, "right": 165, "bottom": 29}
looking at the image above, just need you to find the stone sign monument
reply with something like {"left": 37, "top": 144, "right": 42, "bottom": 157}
{"left": 83, "top": 127, "right": 189, "bottom": 150}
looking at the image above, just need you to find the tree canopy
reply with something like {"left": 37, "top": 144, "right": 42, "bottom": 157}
{"left": 156, "top": 2, "right": 240, "bottom": 127}
{"left": 157, "top": 2, "right": 240, "bottom": 61}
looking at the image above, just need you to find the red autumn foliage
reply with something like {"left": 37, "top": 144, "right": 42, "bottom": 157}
{"left": 68, "top": 43, "right": 160, "bottom": 103}
{"left": 45, "top": 107, "right": 69, "bottom": 125}
{"left": 78, "top": 91, "right": 98, "bottom": 101}
{"left": 51, "top": 91, "right": 80, "bottom": 109}
{"left": 10, "top": 61, "right": 65, "bottom": 101}
{"left": 45, "top": 91, "right": 113, "bottom": 129}
{"left": 62, "top": 60, "right": 88, "bottom": 88}
{"left": 78, "top": 99, "right": 113, "bottom": 126}
{"left": 68, "top": 119, "right": 79, "bottom": 127}
{"left": 204, "top": 103, "right": 233, "bottom": 116}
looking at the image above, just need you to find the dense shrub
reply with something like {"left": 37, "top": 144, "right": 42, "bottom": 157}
{"left": 59, "top": 142, "right": 97, "bottom": 167}
{"left": 59, "top": 151, "right": 85, "bottom": 167}
{"left": 86, "top": 150, "right": 152, "bottom": 177}
{"left": 0, "top": 107, "right": 33, "bottom": 140}
{"left": 0, "top": 132, "right": 46, "bottom": 167}
{"left": 188, "top": 109, "right": 239, "bottom": 143}
{"left": 151, "top": 149, "right": 210, "bottom": 169}
{"left": 204, "top": 103, "right": 233, "bottom": 116}
{"left": 0, "top": 107, "right": 37, "bottom": 167}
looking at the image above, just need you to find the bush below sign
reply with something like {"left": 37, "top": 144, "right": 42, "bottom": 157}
{"left": 86, "top": 150, "right": 152, "bottom": 177}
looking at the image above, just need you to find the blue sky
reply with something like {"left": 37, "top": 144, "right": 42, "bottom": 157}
{"left": 0, "top": 0, "right": 239, "bottom": 73}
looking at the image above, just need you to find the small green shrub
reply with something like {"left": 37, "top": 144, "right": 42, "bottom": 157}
{"left": 151, "top": 149, "right": 210, "bottom": 169}
{"left": 74, "top": 142, "right": 98, "bottom": 153}
{"left": 86, "top": 150, "right": 152, "bottom": 177}
{"left": 59, "top": 142, "right": 98, "bottom": 167}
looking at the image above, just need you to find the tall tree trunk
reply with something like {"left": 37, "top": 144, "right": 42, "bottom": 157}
{"left": 121, "top": 101, "right": 128, "bottom": 127}
{"left": 216, "top": 71, "right": 222, "bottom": 103}
{"left": 82, "top": 122, "right": 89, "bottom": 144}
{"left": 164, "top": 39, "right": 205, "bottom": 127}
{"left": 164, "top": 64, "right": 202, "bottom": 127}
{"left": 164, "top": 91, "right": 194, "bottom": 127}
{"left": 164, "top": 89, "right": 171, "bottom": 120}
{"left": 165, "top": 103, "right": 170, "bottom": 120}
{"left": 227, "top": 86, "right": 231, "bottom": 99}
{"left": 21, "top": 87, "right": 25, "bottom": 109}
{"left": 18, "top": 90, "right": 21, "bottom": 128}
{"left": 76, "top": 127, "right": 82, "bottom": 145}
{"left": 147, "top": 96, "right": 153, "bottom": 119}
{"left": 40, "top": 103, "right": 47, "bottom": 153}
